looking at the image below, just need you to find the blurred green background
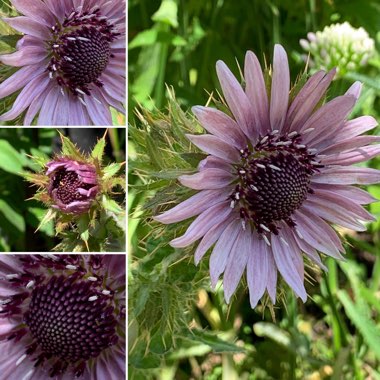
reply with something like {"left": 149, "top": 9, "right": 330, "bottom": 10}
{"left": 129, "top": 1, "right": 380, "bottom": 379}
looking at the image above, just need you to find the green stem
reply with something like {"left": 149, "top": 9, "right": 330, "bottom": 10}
{"left": 324, "top": 260, "right": 349, "bottom": 350}
{"left": 109, "top": 129, "right": 122, "bottom": 162}
{"left": 289, "top": 293, "right": 297, "bottom": 380}
{"left": 154, "top": 24, "right": 170, "bottom": 109}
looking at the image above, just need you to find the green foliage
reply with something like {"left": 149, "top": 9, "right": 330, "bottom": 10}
{"left": 129, "top": 0, "right": 380, "bottom": 379}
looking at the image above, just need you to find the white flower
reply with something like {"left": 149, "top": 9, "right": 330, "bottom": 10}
{"left": 300, "top": 22, "right": 375, "bottom": 76}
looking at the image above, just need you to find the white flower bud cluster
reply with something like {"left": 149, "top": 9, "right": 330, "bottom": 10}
{"left": 300, "top": 22, "right": 375, "bottom": 76}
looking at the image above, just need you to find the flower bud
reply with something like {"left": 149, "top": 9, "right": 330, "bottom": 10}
{"left": 46, "top": 158, "right": 98, "bottom": 214}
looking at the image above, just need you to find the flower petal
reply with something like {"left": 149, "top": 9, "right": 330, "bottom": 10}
{"left": 310, "top": 183, "right": 376, "bottom": 205}
{"left": 271, "top": 228, "right": 307, "bottom": 301}
{"left": 309, "top": 188, "right": 375, "bottom": 221}
{"left": 320, "top": 136, "right": 380, "bottom": 155}
{"left": 154, "top": 189, "right": 229, "bottom": 224}
{"left": 339, "top": 116, "right": 378, "bottom": 140}
{"left": 209, "top": 219, "right": 241, "bottom": 287}
{"left": 1, "top": 45, "right": 46, "bottom": 66}
{"left": 0, "top": 72, "right": 50, "bottom": 121}
{"left": 11, "top": 0, "right": 56, "bottom": 27}
{"left": 247, "top": 232, "right": 270, "bottom": 308}
{"left": 294, "top": 209, "right": 344, "bottom": 259}
{"left": 0, "top": 65, "right": 43, "bottom": 98}
{"left": 194, "top": 214, "right": 235, "bottom": 265}
{"left": 84, "top": 94, "right": 112, "bottom": 126}
{"left": 321, "top": 145, "right": 380, "bottom": 166}
{"left": 198, "top": 156, "right": 232, "bottom": 173}
{"left": 286, "top": 69, "right": 335, "bottom": 132}
{"left": 170, "top": 202, "right": 232, "bottom": 248}
{"left": 192, "top": 106, "right": 247, "bottom": 149}
{"left": 179, "top": 168, "right": 234, "bottom": 190}
{"left": 223, "top": 228, "right": 250, "bottom": 303}
{"left": 312, "top": 167, "right": 380, "bottom": 185}
{"left": 302, "top": 95, "right": 356, "bottom": 147}
{"left": 3, "top": 16, "right": 49, "bottom": 40}
{"left": 293, "top": 233, "right": 327, "bottom": 271}
{"left": 186, "top": 134, "right": 240, "bottom": 163}
{"left": 37, "top": 86, "right": 60, "bottom": 126}
{"left": 23, "top": 81, "right": 54, "bottom": 125}
{"left": 216, "top": 60, "right": 257, "bottom": 141}
{"left": 244, "top": 50, "right": 270, "bottom": 135}
{"left": 270, "top": 44, "right": 290, "bottom": 132}
{"left": 303, "top": 201, "right": 367, "bottom": 232}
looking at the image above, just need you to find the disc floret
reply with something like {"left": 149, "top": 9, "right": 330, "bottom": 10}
{"left": 229, "top": 130, "right": 323, "bottom": 238}
{"left": 47, "top": 7, "right": 120, "bottom": 97}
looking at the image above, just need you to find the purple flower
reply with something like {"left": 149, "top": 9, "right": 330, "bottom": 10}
{"left": 155, "top": 44, "right": 380, "bottom": 308}
{"left": 46, "top": 158, "right": 98, "bottom": 214}
{"left": 0, "top": 254, "right": 125, "bottom": 379}
{"left": 0, "top": 0, "right": 125, "bottom": 126}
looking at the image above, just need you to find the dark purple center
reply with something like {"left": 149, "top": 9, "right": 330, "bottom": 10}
{"left": 231, "top": 131, "right": 321, "bottom": 235}
{"left": 244, "top": 153, "right": 310, "bottom": 226}
{"left": 51, "top": 169, "right": 92, "bottom": 204}
{"left": 47, "top": 8, "right": 119, "bottom": 96}
{"left": 59, "top": 27, "right": 110, "bottom": 88}
{"left": 24, "top": 275, "right": 118, "bottom": 364}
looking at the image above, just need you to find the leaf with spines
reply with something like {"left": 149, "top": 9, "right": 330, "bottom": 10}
{"left": 36, "top": 209, "right": 57, "bottom": 233}
{"left": 103, "top": 162, "right": 125, "bottom": 180}
{"left": 58, "top": 131, "right": 85, "bottom": 161}
{"left": 91, "top": 131, "right": 107, "bottom": 164}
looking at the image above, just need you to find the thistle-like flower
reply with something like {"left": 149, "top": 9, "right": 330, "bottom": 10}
{"left": 0, "top": 0, "right": 125, "bottom": 125}
{"left": 0, "top": 254, "right": 125, "bottom": 379}
{"left": 300, "top": 22, "right": 375, "bottom": 76}
{"left": 26, "top": 131, "right": 125, "bottom": 252}
{"left": 46, "top": 158, "right": 98, "bottom": 214}
{"left": 155, "top": 44, "right": 380, "bottom": 308}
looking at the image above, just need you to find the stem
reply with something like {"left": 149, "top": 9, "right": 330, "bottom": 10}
{"left": 108, "top": 129, "right": 122, "bottom": 162}
{"left": 154, "top": 23, "right": 169, "bottom": 109}
{"left": 288, "top": 293, "right": 297, "bottom": 380}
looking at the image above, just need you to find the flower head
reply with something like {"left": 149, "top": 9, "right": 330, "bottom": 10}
{"left": 0, "top": 0, "right": 126, "bottom": 125}
{"left": 300, "top": 22, "right": 375, "bottom": 76}
{"left": 155, "top": 44, "right": 380, "bottom": 308}
{"left": 0, "top": 254, "right": 125, "bottom": 379}
{"left": 46, "top": 158, "right": 98, "bottom": 214}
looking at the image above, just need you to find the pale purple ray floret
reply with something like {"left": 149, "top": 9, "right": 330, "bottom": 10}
{"left": 46, "top": 158, "right": 98, "bottom": 214}
{"left": 0, "top": 0, "right": 125, "bottom": 125}
{"left": 155, "top": 44, "right": 380, "bottom": 308}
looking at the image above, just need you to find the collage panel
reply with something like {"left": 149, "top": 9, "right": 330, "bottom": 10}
{"left": 129, "top": 1, "right": 380, "bottom": 380}
{"left": 0, "top": 0, "right": 126, "bottom": 126}
{"left": 0, "top": 254, "right": 126, "bottom": 379}
{"left": 0, "top": 1, "right": 127, "bottom": 379}
{"left": 0, "top": 128, "right": 126, "bottom": 253}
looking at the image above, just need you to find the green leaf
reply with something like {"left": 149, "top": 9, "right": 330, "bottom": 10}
{"left": 129, "top": 29, "right": 158, "bottom": 49}
{"left": 253, "top": 322, "right": 292, "bottom": 348}
{"left": 27, "top": 207, "right": 54, "bottom": 236}
{"left": 0, "top": 139, "right": 25, "bottom": 175}
{"left": 103, "top": 162, "right": 124, "bottom": 179}
{"left": 0, "top": 34, "right": 22, "bottom": 49}
{"left": 152, "top": 0, "right": 178, "bottom": 28}
{"left": 59, "top": 132, "right": 85, "bottom": 161}
{"left": 337, "top": 289, "right": 380, "bottom": 360}
{"left": 181, "top": 329, "right": 244, "bottom": 353}
{"left": 77, "top": 214, "right": 90, "bottom": 250}
{"left": 101, "top": 194, "right": 123, "bottom": 214}
{"left": 91, "top": 136, "right": 106, "bottom": 163}
{"left": 37, "top": 209, "right": 56, "bottom": 232}
{"left": 0, "top": 199, "right": 25, "bottom": 233}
